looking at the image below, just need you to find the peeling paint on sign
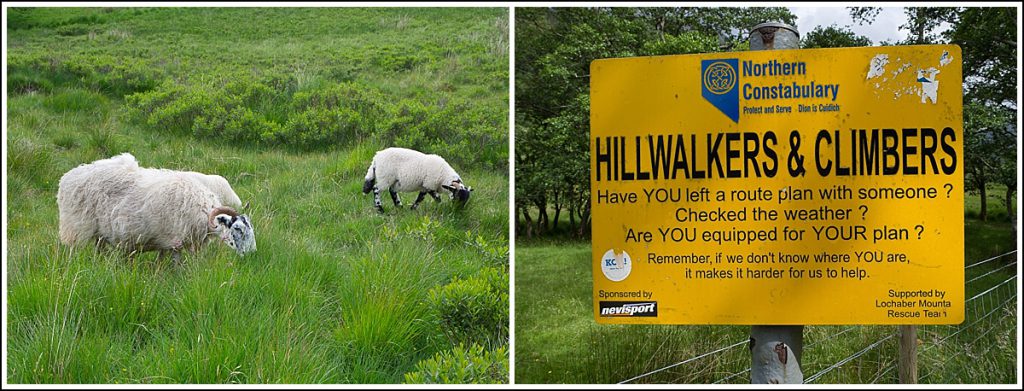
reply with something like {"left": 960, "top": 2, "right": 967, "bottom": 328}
{"left": 892, "top": 62, "right": 912, "bottom": 78}
{"left": 866, "top": 54, "right": 889, "bottom": 80}
{"left": 917, "top": 67, "right": 941, "bottom": 104}
{"left": 939, "top": 50, "right": 952, "bottom": 66}
{"left": 866, "top": 47, "right": 959, "bottom": 105}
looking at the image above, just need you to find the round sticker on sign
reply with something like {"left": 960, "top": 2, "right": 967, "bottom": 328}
{"left": 600, "top": 249, "right": 632, "bottom": 282}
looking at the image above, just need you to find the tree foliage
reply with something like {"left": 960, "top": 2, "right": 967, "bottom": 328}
{"left": 949, "top": 7, "right": 1018, "bottom": 224}
{"left": 801, "top": 25, "right": 872, "bottom": 48}
{"left": 515, "top": 7, "right": 794, "bottom": 238}
{"left": 963, "top": 102, "right": 1015, "bottom": 221}
{"left": 950, "top": 8, "right": 1016, "bottom": 107}
{"left": 849, "top": 7, "right": 959, "bottom": 45}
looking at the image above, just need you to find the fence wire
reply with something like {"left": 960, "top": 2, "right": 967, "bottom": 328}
{"left": 616, "top": 250, "right": 1018, "bottom": 384}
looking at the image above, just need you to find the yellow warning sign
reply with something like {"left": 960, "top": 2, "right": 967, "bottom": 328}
{"left": 591, "top": 45, "right": 963, "bottom": 324}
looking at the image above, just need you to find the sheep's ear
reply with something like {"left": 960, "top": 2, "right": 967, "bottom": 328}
{"left": 215, "top": 214, "right": 233, "bottom": 228}
{"left": 441, "top": 184, "right": 456, "bottom": 192}
{"left": 236, "top": 215, "right": 253, "bottom": 231}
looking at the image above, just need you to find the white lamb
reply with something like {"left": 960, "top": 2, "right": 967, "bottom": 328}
{"left": 362, "top": 147, "right": 472, "bottom": 212}
{"left": 57, "top": 153, "right": 256, "bottom": 260}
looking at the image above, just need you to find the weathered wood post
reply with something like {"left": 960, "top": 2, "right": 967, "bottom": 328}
{"left": 747, "top": 22, "right": 805, "bottom": 385}
{"left": 898, "top": 325, "right": 918, "bottom": 383}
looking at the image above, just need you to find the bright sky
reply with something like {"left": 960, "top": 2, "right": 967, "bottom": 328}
{"left": 789, "top": 6, "right": 912, "bottom": 45}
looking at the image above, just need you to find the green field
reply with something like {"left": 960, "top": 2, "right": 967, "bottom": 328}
{"left": 6, "top": 7, "right": 509, "bottom": 384}
{"left": 516, "top": 204, "right": 1018, "bottom": 384}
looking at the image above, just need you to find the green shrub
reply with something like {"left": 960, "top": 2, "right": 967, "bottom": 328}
{"left": 382, "top": 98, "right": 432, "bottom": 148}
{"left": 402, "top": 343, "right": 508, "bottom": 384}
{"left": 7, "top": 54, "right": 79, "bottom": 95}
{"left": 7, "top": 69, "right": 55, "bottom": 95}
{"left": 464, "top": 231, "right": 509, "bottom": 267}
{"left": 324, "top": 63, "right": 358, "bottom": 82}
{"left": 223, "top": 78, "right": 277, "bottom": 108}
{"left": 193, "top": 105, "right": 280, "bottom": 144}
{"left": 126, "top": 76, "right": 278, "bottom": 139}
{"left": 63, "top": 55, "right": 163, "bottom": 96}
{"left": 381, "top": 97, "right": 507, "bottom": 171}
{"left": 373, "top": 45, "right": 425, "bottom": 73}
{"left": 291, "top": 82, "right": 389, "bottom": 125}
{"left": 127, "top": 83, "right": 221, "bottom": 135}
{"left": 479, "top": 267, "right": 509, "bottom": 301}
{"left": 121, "top": 70, "right": 507, "bottom": 170}
{"left": 640, "top": 31, "right": 718, "bottom": 56}
{"left": 428, "top": 267, "right": 508, "bottom": 348}
{"left": 278, "top": 106, "right": 366, "bottom": 147}
{"left": 55, "top": 23, "right": 91, "bottom": 36}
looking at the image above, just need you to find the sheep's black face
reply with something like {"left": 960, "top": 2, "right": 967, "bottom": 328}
{"left": 455, "top": 187, "right": 471, "bottom": 204}
{"left": 442, "top": 180, "right": 472, "bottom": 207}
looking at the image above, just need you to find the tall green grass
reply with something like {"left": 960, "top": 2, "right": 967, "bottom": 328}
{"left": 6, "top": 101, "right": 510, "bottom": 383}
{"left": 7, "top": 7, "right": 509, "bottom": 384}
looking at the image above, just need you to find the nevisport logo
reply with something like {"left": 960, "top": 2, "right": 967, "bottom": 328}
{"left": 599, "top": 301, "right": 658, "bottom": 317}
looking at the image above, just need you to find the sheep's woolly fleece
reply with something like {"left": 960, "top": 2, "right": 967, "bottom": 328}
{"left": 363, "top": 147, "right": 470, "bottom": 211}
{"left": 365, "top": 147, "right": 463, "bottom": 193}
{"left": 57, "top": 153, "right": 247, "bottom": 254}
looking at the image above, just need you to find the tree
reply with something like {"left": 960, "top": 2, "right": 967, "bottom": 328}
{"left": 801, "top": 25, "right": 872, "bottom": 48}
{"left": 516, "top": 8, "right": 645, "bottom": 238}
{"left": 848, "top": 7, "right": 882, "bottom": 26}
{"left": 848, "top": 7, "right": 957, "bottom": 44}
{"left": 949, "top": 8, "right": 1018, "bottom": 224}
{"left": 634, "top": 7, "right": 797, "bottom": 45}
{"left": 901, "top": 7, "right": 958, "bottom": 44}
{"left": 950, "top": 8, "right": 1016, "bottom": 110}
{"left": 963, "top": 102, "right": 1013, "bottom": 222}
{"left": 515, "top": 7, "right": 790, "bottom": 238}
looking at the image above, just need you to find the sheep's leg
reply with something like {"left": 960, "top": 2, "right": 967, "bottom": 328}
{"left": 156, "top": 249, "right": 169, "bottom": 263}
{"left": 412, "top": 192, "right": 428, "bottom": 210}
{"left": 389, "top": 189, "right": 403, "bottom": 207}
{"left": 170, "top": 239, "right": 184, "bottom": 266}
{"left": 428, "top": 191, "right": 442, "bottom": 202}
{"left": 372, "top": 186, "right": 385, "bottom": 212}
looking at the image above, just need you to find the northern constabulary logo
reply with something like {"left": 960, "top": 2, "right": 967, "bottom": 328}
{"left": 701, "top": 59, "right": 740, "bottom": 123}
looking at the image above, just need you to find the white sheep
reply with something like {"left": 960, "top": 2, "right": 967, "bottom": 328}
{"left": 362, "top": 147, "right": 472, "bottom": 212}
{"left": 56, "top": 153, "right": 256, "bottom": 260}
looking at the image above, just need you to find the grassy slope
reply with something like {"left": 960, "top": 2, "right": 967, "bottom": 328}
{"left": 515, "top": 193, "right": 1017, "bottom": 383}
{"left": 7, "top": 8, "right": 508, "bottom": 106}
{"left": 7, "top": 8, "right": 509, "bottom": 384}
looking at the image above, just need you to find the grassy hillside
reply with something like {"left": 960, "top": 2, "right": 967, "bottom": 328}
{"left": 6, "top": 7, "right": 509, "bottom": 384}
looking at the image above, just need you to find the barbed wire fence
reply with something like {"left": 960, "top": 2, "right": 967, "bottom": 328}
{"left": 617, "top": 250, "right": 1018, "bottom": 384}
